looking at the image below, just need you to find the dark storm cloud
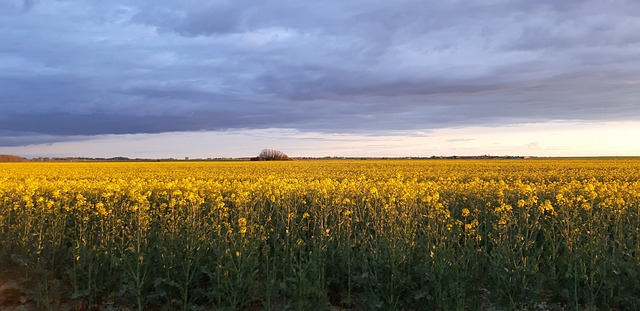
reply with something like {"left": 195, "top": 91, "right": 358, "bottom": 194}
{"left": 2, "top": 0, "right": 640, "bottom": 146}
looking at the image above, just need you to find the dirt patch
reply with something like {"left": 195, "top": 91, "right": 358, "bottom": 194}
{"left": 0, "top": 262, "right": 35, "bottom": 311}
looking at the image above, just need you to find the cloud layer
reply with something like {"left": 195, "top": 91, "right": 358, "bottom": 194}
{"left": 2, "top": 0, "right": 640, "bottom": 146}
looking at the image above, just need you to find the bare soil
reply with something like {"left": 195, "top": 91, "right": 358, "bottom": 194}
{"left": 0, "top": 262, "right": 34, "bottom": 311}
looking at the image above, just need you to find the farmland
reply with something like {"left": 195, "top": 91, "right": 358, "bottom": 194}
{"left": 1, "top": 159, "right": 640, "bottom": 310}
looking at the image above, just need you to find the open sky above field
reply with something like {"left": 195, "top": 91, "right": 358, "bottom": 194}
{"left": 2, "top": 0, "right": 640, "bottom": 158}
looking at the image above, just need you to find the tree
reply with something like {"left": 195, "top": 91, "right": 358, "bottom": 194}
{"left": 0, "top": 154, "right": 26, "bottom": 162}
{"left": 254, "top": 149, "right": 290, "bottom": 161}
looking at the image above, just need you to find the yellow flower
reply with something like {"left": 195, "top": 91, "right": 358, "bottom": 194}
{"left": 539, "top": 200, "right": 555, "bottom": 214}
{"left": 461, "top": 208, "right": 470, "bottom": 217}
{"left": 238, "top": 217, "right": 247, "bottom": 227}
{"left": 238, "top": 217, "right": 247, "bottom": 235}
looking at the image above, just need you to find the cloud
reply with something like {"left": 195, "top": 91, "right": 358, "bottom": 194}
{"left": 2, "top": 0, "right": 640, "bottom": 147}
{"left": 3, "top": 121, "right": 639, "bottom": 158}
{"left": 447, "top": 138, "right": 475, "bottom": 143}
{"left": 0, "top": 0, "right": 38, "bottom": 14}
{"left": 527, "top": 141, "right": 542, "bottom": 150}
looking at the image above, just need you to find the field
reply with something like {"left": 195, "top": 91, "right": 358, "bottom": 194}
{"left": 1, "top": 159, "right": 640, "bottom": 310}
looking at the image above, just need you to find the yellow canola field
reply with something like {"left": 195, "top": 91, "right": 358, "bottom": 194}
{"left": 1, "top": 159, "right": 640, "bottom": 310}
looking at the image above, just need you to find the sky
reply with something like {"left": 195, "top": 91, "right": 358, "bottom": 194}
{"left": 2, "top": 0, "right": 640, "bottom": 158}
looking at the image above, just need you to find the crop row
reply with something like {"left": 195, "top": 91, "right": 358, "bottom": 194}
{"left": 1, "top": 160, "right": 640, "bottom": 310}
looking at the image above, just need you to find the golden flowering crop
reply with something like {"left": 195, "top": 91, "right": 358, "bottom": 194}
{"left": 1, "top": 159, "right": 640, "bottom": 310}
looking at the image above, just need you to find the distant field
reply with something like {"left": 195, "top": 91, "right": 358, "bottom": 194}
{"left": 1, "top": 159, "right": 640, "bottom": 310}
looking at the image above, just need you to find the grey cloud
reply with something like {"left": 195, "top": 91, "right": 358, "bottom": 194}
{"left": 132, "top": 0, "right": 352, "bottom": 36}
{"left": 1, "top": 112, "right": 200, "bottom": 136}
{"left": 0, "top": 109, "right": 296, "bottom": 138}
{"left": 22, "top": 0, "right": 38, "bottom": 12}
{"left": 0, "top": 130, "right": 83, "bottom": 147}
{"left": 170, "top": 5, "right": 246, "bottom": 36}
{"left": 2, "top": 0, "right": 640, "bottom": 146}
{"left": 0, "top": 0, "right": 38, "bottom": 14}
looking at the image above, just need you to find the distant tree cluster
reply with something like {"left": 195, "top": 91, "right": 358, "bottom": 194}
{"left": 252, "top": 149, "right": 291, "bottom": 161}
{"left": 0, "top": 154, "right": 26, "bottom": 162}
